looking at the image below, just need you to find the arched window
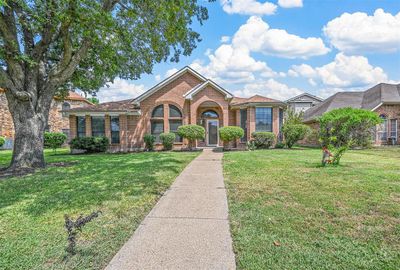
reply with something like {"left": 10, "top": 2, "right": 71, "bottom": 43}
{"left": 62, "top": 102, "right": 71, "bottom": 117}
{"left": 202, "top": 110, "right": 218, "bottom": 118}
{"left": 378, "top": 114, "right": 388, "bottom": 141}
{"left": 169, "top": 105, "right": 182, "bottom": 118}
{"left": 169, "top": 105, "right": 183, "bottom": 142}
{"left": 151, "top": 105, "right": 164, "bottom": 142}
{"left": 152, "top": 105, "right": 164, "bottom": 118}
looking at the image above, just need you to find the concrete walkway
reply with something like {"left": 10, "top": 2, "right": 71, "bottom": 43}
{"left": 105, "top": 149, "right": 236, "bottom": 270}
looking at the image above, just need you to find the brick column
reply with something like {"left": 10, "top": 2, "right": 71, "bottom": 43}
{"left": 222, "top": 107, "right": 229, "bottom": 127}
{"left": 248, "top": 107, "right": 255, "bottom": 141}
{"left": 105, "top": 115, "right": 111, "bottom": 141}
{"left": 273, "top": 107, "right": 279, "bottom": 138}
{"left": 69, "top": 115, "right": 77, "bottom": 140}
{"left": 85, "top": 115, "right": 91, "bottom": 137}
{"left": 164, "top": 104, "right": 169, "bottom": 133}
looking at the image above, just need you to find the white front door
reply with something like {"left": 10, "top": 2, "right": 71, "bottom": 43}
{"left": 206, "top": 119, "right": 219, "bottom": 146}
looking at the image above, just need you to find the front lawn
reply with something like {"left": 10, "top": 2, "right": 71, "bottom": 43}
{"left": 0, "top": 149, "right": 198, "bottom": 270}
{"left": 224, "top": 148, "right": 400, "bottom": 269}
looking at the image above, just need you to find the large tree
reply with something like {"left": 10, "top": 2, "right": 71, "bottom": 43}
{"left": 0, "top": 0, "right": 212, "bottom": 171}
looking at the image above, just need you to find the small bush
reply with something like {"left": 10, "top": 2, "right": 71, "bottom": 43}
{"left": 275, "top": 142, "right": 285, "bottom": 149}
{"left": 177, "top": 125, "right": 205, "bottom": 150}
{"left": 159, "top": 132, "right": 175, "bottom": 150}
{"left": 282, "top": 124, "right": 310, "bottom": 148}
{"left": 69, "top": 136, "right": 109, "bottom": 153}
{"left": 143, "top": 134, "right": 156, "bottom": 151}
{"left": 246, "top": 140, "right": 256, "bottom": 151}
{"left": 0, "top": 136, "right": 5, "bottom": 148}
{"left": 251, "top": 132, "right": 275, "bottom": 149}
{"left": 219, "top": 126, "right": 244, "bottom": 150}
{"left": 44, "top": 132, "right": 67, "bottom": 154}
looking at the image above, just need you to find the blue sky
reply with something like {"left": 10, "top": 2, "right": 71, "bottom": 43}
{"left": 97, "top": 0, "right": 400, "bottom": 102}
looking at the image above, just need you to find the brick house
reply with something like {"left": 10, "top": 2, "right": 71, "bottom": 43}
{"left": 65, "top": 66, "right": 286, "bottom": 151}
{"left": 303, "top": 83, "right": 400, "bottom": 146}
{"left": 0, "top": 89, "right": 92, "bottom": 149}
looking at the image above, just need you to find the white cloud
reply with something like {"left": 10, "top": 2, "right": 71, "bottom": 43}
{"left": 155, "top": 74, "right": 161, "bottom": 82}
{"left": 233, "top": 79, "right": 304, "bottom": 100}
{"left": 165, "top": 68, "right": 179, "bottom": 78}
{"left": 220, "top": 36, "right": 231, "bottom": 43}
{"left": 288, "top": 53, "right": 389, "bottom": 88}
{"left": 232, "top": 16, "right": 329, "bottom": 59}
{"left": 278, "top": 0, "right": 303, "bottom": 8}
{"left": 323, "top": 9, "right": 400, "bottom": 53}
{"left": 97, "top": 78, "right": 146, "bottom": 102}
{"left": 220, "top": 0, "right": 277, "bottom": 16}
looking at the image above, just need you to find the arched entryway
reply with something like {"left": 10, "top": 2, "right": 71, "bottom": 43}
{"left": 196, "top": 101, "right": 224, "bottom": 147}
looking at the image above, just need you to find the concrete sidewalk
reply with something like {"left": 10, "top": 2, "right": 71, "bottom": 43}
{"left": 105, "top": 149, "right": 236, "bottom": 270}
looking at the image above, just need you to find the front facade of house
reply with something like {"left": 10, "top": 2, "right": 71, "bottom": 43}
{"left": 66, "top": 67, "right": 286, "bottom": 150}
{"left": 0, "top": 89, "right": 92, "bottom": 149}
{"left": 303, "top": 83, "right": 400, "bottom": 146}
{"left": 286, "top": 93, "right": 323, "bottom": 113}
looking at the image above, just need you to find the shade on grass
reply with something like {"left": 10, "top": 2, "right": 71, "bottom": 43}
{"left": 0, "top": 149, "right": 198, "bottom": 269}
{"left": 223, "top": 148, "right": 400, "bottom": 270}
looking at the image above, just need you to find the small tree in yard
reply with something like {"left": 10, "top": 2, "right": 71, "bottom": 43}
{"left": 177, "top": 125, "right": 205, "bottom": 150}
{"left": 44, "top": 132, "right": 67, "bottom": 154}
{"left": 282, "top": 124, "right": 310, "bottom": 148}
{"left": 0, "top": 0, "right": 212, "bottom": 172}
{"left": 219, "top": 126, "right": 244, "bottom": 150}
{"left": 318, "top": 107, "right": 381, "bottom": 165}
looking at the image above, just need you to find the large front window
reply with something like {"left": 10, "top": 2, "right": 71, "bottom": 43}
{"left": 151, "top": 120, "right": 164, "bottom": 142}
{"left": 110, "top": 116, "right": 120, "bottom": 144}
{"left": 91, "top": 116, "right": 105, "bottom": 137}
{"left": 77, "top": 116, "right": 86, "bottom": 138}
{"left": 255, "top": 107, "right": 273, "bottom": 132}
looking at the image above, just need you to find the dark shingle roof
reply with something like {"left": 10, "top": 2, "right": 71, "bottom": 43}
{"left": 66, "top": 98, "right": 139, "bottom": 113}
{"left": 303, "top": 83, "right": 400, "bottom": 123}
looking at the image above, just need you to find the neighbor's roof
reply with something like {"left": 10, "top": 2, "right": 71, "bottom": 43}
{"left": 285, "top": 92, "right": 324, "bottom": 103}
{"left": 303, "top": 83, "right": 400, "bottom": 123}
{"left": 231, "top": 94, "right": 286, "bottom": 107}
{"left": 66, "top": 99, "right": 139, "bottom": 113}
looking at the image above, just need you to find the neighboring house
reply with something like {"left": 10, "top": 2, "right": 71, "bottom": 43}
{"left": 286, "top": 93, "right": 323, "bottom": 113}
{"left": 65, "top": 66, "right": 286, "bottom": 151}
{"left": 0, "top": 89, "right": 92, "bottom": 149}
{"left": 303, "top": 83, "right": 400, "bottom": 146}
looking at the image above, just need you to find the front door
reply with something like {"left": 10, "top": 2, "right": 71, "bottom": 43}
{"left": 207, "top": 119, "right": 219, "bottom": 146}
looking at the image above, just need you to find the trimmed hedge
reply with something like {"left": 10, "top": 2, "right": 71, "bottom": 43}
{"left": 0, "top": 136, "right": 5, "bottom": 148}
{"left": 70, "top": 136, "right": 109, "bottom": 153}
{"left": 160, "top": 132, "right": 175, "bottom": 150}
{"left": 219, "top": 126, "right": 244, "bottom": 149}
{"left": 177, "top": 125, "right": 205, "bottom": 150}
{"left": 44, "top": 132, "right": 67, "bottom": 153}
{"left": 282, "top": 123, "right": 310, "bottom": 148}
{"left": 144, "top": 134, "right": 156, "bottom": 151}
{"left": 251, "top": 132, "right": 275, "bottom": 149}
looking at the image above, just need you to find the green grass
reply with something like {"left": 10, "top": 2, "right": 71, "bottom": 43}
{"left": 223, "top": 147, "right": 400, "bottom": 270}
{"left": 0, "top": 149, "right": 198, "bottom": 270}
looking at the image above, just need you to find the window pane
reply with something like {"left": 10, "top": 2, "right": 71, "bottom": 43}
{"left": 240, "top": 109, "right": 247, "bottom": 142}
{"left": 152, "top": 105, "right": 164, "bottom": 118}
{"left": 255, "top": 107, "right": 272, "bottom": 132}
{"left": 169, "top": 120, "right": 183, "bottom": 142}
{"left": 91, "top": 116, "right": 105, "bottom": 137}
{"left": 111, "top": 116, "right": 120, "bottom": 144}
{"left": 169, "top": 105, "right": 182, "bottom": 118}
{"left": 202, "top": 110, "right": 218, "bottom": 118}
{"left": 378, "top": 116, "right": 387, "bottom": 140}
{"left": 151, "top": 120, "right": 164, "bottom": 142}
{"left": 390, "top": 119, "right": 397, "bottom": 138}
{"left": 77, "top": 116, "right": 86, "bottom": 138}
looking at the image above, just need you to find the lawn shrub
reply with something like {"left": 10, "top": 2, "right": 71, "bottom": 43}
{"left": 44, "top": 132, "right": 67, "bottom": 153}
{"left": 251, "top": 132, "right": 275, "bottom": 149}
{"left": 0, "top": 136, "right": 5, "bottom": 148}
{"left": 219, "top": 126, "right": 244, "bottom": 150}
{"left": 143, "top": 134, "right": 156, "bottom": 151}
{"left": 177, "top": 125, "right": 205, "bottom": 150}
{"left": 319, "top": 107, "right": 381, "bottom": 165}
{"left": 69, "top": 136, "right": 109, "bottom": 153}
{"left": 282, "top": 124, "right": 310, "bottom": 148}
{"left": 275, "top": 142, "right": 285, "bottom": 148}
{"left": 159, "top": 132, "right": 175, "bottom": 150}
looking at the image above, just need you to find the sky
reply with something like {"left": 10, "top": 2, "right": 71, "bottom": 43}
{"left": 96, "top": 0, "right": 400, "bottom": 102}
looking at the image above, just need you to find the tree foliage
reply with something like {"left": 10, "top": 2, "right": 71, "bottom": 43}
{"left": 159, "top": 132, "right": 175, "bottom": 150}
{"left": 219, "top": 126, "right": 244, "bottom": 150}
{"left": 251, "top": 132, "right": 276, "bottom": 149}
{"left": 318, "top": 107, "right": 381, "bottom": 165}
{"left": 143, "top": 134, "right": 155, "bottom": 151}
{"left": 282, "top": 124, "right": 310, "bottom": 148}
{"left": 44, "top": 132, "right": 67, "bottom": 153}
{"left": 0, "top": 136, "right": 5, "bottom": 148}
{"left": 177, "top": 125, "right": 205, "bottom": 150}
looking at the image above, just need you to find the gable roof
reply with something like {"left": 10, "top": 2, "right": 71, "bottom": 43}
{"left": 133, "top": 66, "right": 207, "bottom": 105}
{"left": 183, "top": 80, "right": 233, "bottom": 100}
{"left": 230, "top": 94, "right": 286, "bottom": 107}
{"left": 303, "top": 83, "right": 400, "bottom": 123}
{"left": 65, "top": 98, "right": 140, "bottom": 114}
{"left": 286, "top": 92, "right": 324, "bottom": 103}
